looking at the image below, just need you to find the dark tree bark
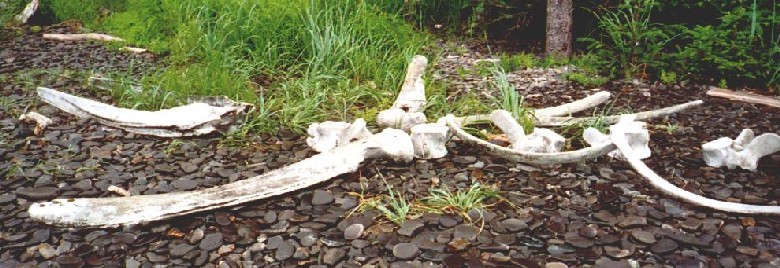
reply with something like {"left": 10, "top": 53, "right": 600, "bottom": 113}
{"left": 545, "top": 0, "right": 573, "bottom": 58}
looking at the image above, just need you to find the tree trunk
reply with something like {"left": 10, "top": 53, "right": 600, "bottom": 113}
{"left": 545, "top": 0, "right": 573, "bottom": 58}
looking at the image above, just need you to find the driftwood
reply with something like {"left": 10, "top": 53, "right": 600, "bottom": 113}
{"left": 37, "top": 87, "right": 251, "bottom": 137}
{"left": 42, "top": 33, "right": 125, "bottom": 42}
{"left": 611, "top": 115, "right": 780, "bottom": 214}
{"left": 15, "top": 0, "right": 39, "bottom": 24}
{"left": 707, "top": 87, "right": 780, "bottom": 109}
{"left": 29, "top": 129, "right": 413, "bottom": 227}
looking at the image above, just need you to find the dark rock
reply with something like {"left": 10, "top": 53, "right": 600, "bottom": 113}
{"left": 722, "top": 223, "right": 743, "bottom": 241}
{"left": 651, "top": 239, "right": 678, "bottom": 254}
{"left": 215, "top": 212, "right": 231, "bottom": 226}
{"left": 630, "top": 230, "right": 656, "bottom": 244}
{"left": 547, "top": 245, "right": 575, "bottom": 255}
{"left": 55, "top": 255, "right": 83, "bottom": 267}
{"left": 31, "top": 228, "right": 51, "bottom": 243}
{"left": 617, "top": 216, "right": 647, "bottom": 228}
{"left": 146, "top": 252, "right": 168, "bottom": 262}
{"left": 172, "top": 179, "right": 198, "bottom": 191}
{"left": 311, "top": 190, "right": 334, "bottom": 205}
{"left": 447, "top": 238, "right": 470, "bottom": 252}
{"left": 264, "top": 211, "right": 277, "bottom": 224}
{"left": 453, "top": 224, "right": 478, "bottom": 240}
{"left": 267, "top": 235, "right": 283, "bottom": 249}
{"left": 397, "top": 220, "right": 424, "bottom": 236}
{"left": 0, "top": 193, "right": 15, "bottom": 204}
{"left": 199, "top": 233, "right": 224, "bottom": 251}
{"left": 393, "top": 243, "right": 419, "bottom": 260}
{"left": 171, "top": 243, "right": 196, "bottom": 257}
{"left": 500, "top": 218, "right": 527, "bottom": 232}
{"left": 274, "top": 240, "right": 295, "bottom": 261}
{"left": 16, "top": 187, "right": 58, "bottom": 200}
{"left": 594, "top": 257, "right": 631, "bottom": 268}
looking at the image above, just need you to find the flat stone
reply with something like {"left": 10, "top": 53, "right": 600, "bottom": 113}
{"left": 171, "top": 243, "right": 195, "bottom": 257}
{"left": 311, "top": 190, "right": 334, "bottom": 205}
{"left": 722, "top": 223, "right": 743, "bottom": 241}
{"left": 172, "top": 179, "right": 198, "bottom": 191}
{"left": 453, "top": 224, "right": 479, "bottom": 240}
{"left": 275, "top": 240, "right": 295, "bottom": 261}
{"left": 393, "top": 243, "right": 419, "bottom": 260}
{"left": 16, "top": 187, "right": 58, "bottom": 200}
{"left": 267, "top": 235, "right": 283, "bottom": 249}
{"left": 264, "top": 211, "right": 277, "bottom": 224}
{"left": 31, "top": 228, "right": 51, "bottom": 243}
{"left": 545, "top": 262, "right": 568, "bottom": 268}
{"left": 344, "top": 223, "right": 364, "bottom": 240}
{"left": 146, "top": 252, "right": 168, "bottom": 262}
{"left": 630, "top": 230, "right": 656, "bottom": 244}
{"left": 564, "top": 234, "right": 594, "bottom": 248}
{"left": 55, "top": 256, "right": 83, "bottom": 267}
{"left": 125, "top": 258, "right": 141, "bottom": 268}
{"left": 293, "top": 246, "right": 310, "bottom": 260}
{"left": 398, "top": 220, "right": 424, "bottom": 236}
{"left": 617, "top": 216, "right": 647, "bottom": 228}
{"left": 322, "top": 248, "right": 347, "bottom": 265}
{"left": 200, "top": 233, "right": 223, "bottom": 251}
{"left": 594, "top": 258, "right": 631, "bottom": 268}
{"left": 547, "top": 245, "right": 575, "bottom": 255}
{"left": 501, "top": 218, "right": 527, "bottom": 232}
{"left": 0, "top": 193, "right": 15, "bottom": 204}
{"left": 592, "top": 210, "right": 616, "bottom": 223}
{"left": 190, "top": 228, "right": 205, "bottom": 243}
{"left": 218, "top": 244, "right": 235, "bottom": 255}
{"left": 651, "top": 238, "right": 678, "bottom": 254}
{"left": 604, "top": 246, "right": 631, "bottom": 259}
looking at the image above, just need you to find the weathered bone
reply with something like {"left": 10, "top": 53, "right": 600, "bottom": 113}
{"left": 489, "top": 110, "right": 526, "bottom": 143}
{"left": 536, "top": 100, "right": 704, "bottom": 126}
{"left": 306, "top": 118, "right": 372, "bottom": 153}
{"left": 18, "top": 111, "right": 52, "bottom": 135}
{"left": 377, "top": 55, "right": 429, "bottom": 131}
{"left": 611, "top": 115, "right": 780, "bottom": 214}
{"left": 707, "top": 87, "right": 780, "bottom": 109}
{"left": 15, "top": 0, "right": 39, "bottom": 24}
{"left": 534, "top": 91, "right": 612, "bottom": 118}
{"left": 702, "top": 129, "right": 780, "bottom": 171}
{"left": 28, "top": 128, "right": 413, "bottom": 227}
{"left": 514, "top": 128, "right": 566, "bottom": 153}
{"left": 583, "top": 122, "right": 651, "bottom": 160}
{"left": 43, "top": 33, "right": 126, "bottom": 42}
{"left": 122, "top": 47, "right": 148, "bottom": 54}
{"left": 37, "top": 87, "right": 251, "bottom": 137}
{"left": 410, "top": 123, "right": 449, "bottom": 159}
{"left": 444, "top": 114, "right": 615, "bottom": 165}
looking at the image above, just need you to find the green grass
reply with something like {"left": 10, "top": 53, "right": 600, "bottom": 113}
{"left": 419, "top": 182, "right": 503, "bottom": 222}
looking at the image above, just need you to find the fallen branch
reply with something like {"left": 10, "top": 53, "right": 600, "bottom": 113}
{"left": 29, "top": 129, "right": 413, "bottom": 227}
{"left": 610, "top": 115, "right": 780, "bottom": 215}
{"left": 444, "top": 114, "right": 614, "bottom": 165}
{"left": 42, "top": 33, "right": 125, "bottom": 42}
{"left": 706, "top": 87, "right": 780, "bottom": 109}
{"left": 37, "top": 87, "right": 251, "bottom": 137}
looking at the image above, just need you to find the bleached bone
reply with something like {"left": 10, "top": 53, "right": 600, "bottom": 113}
{"left": 444, "top": 114, "right": 614, "bottom": 165}
{"left": 534, "top": 91, "right": 611, "bottom": 118}
{"left": 489, "top": 110, "right": 526, "bottom": 143}
{"left": 702, "top": 129, "right": 780, "bottom": 171}
{"left": 410, "top": 123, "right": 449, "bottom": 159}
{"left": 15, "top": 0, "right": 39, "bottom": 24}
{"left": 306, "top": 118, "right": 372, "bottom": 152}
{"left": 536, "top": 100, "right": 704, "bottom": 127}
{"left": 43, "top": 33, "right": 125, "bottom": 42}
{"left": 611, "top": 115, "right": 780, "bottom": 214}
{"left": 514, "top": 128, "right": 565, "bottom": 153}
{"left": 18, "top": 111, "right": 52, "bottom": 135}
{"left": 377, "top": 55, "right": 429, "bottom": 131}
{"left": 37, "top": 87, "right": 251, "bottom": 137}
{"left": 122, "top": 47, "right": 148, "bottom": 54}
{"left": 583, "top": 124, "right": 651, "bottom": 160}
{"left": 107, "top": 185, "right": 130, "bottom": 197}
{"left": 454, "top": 100, "right": 703, "bottom": 127}
{"left": 28, "top": 128, "right": 413, "bottom": 227}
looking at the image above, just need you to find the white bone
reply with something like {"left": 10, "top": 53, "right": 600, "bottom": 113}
{"left": 377, "top": 55, "right": 429, "bottom": 131}
{"left": 534, "top": 91, "right": 611, "bottom": 118}
{"left": 411, "top": 123, "right": 449, "bottom": 159}
{"left": 611, "top": 115, "right": 780, "bottom": 214}
{"left": 28, "top": 128, "right": 413, "bottom": 227}
{"left": 489, "top": 110, "right": 526, "bottom": 143}
{"left": 702, "top": 129, "right": 780, "bottom": 171}
{"left": 513, "top": 128, "right": 565, "bottom": 153}
{"left": 42, "top": 33, "right": 125, "bottom": 42}
{"left": 37, "top": 87, "right": 251, "bottom": 137}
{"left": 306, "top": 119, "right": 372, "bottom": 152}
{"left": 18, "top": 111, "right": 52, "bottom": 135}
{"left": 376, "top": 108, "right": 427, "bottom": 132}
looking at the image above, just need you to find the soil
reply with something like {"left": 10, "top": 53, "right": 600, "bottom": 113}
{"left": 2, "top": 25, "right": 780, "bottom": 268}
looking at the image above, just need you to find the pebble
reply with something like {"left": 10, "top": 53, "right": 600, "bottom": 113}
{"left": 16, "top": 187, "right": 58, "bottom": 200}
{"left": 311, "top": 190, "right": 334, "bottom": 205}
{"left": 651, "top": 238, "right": 678, "bottom": 254}
{"left": 447, "top": 238, "right": 470, "bottom": 252}
{"left": 501, "top": 218, "right": 527, "bottom": 232}
{"left": 38, "top": 243, "right": 56, "bottom": 260}
{"left": 393, "top": 243, "right": 419, "bottom": 260}
{"left": 322, "top": 248, "right": 347, "bottom": 265}
{"left": 397, "top": 220, "right": 424, "bottom": 236}
{"left": 31, "top": 228, "right": 51, "bottom": 243}
{"left": 453, "top": 224, "right": 478, "bottom": 240}
{"left": 0, "top": 193, "right": 15, "bottom": 204}
{"left": 267, "top": 235, "right": 283, "bottom": 249}
{"left": 344, "top": 223, "right": 364, "bottom": 240}
{"left": 545, "top": 262, "right": 568, "bottom": 268}
{"left": 125, "top": 258, "right": 141, "bottom": 268}
{"left": 200, "top": 233, "right": 224, "bottom": 251}
{"left": 170, "top": 243, "right": 195, "bottom": 257}
{"left": 172, "top": 179, "right": 198, "bottom": 191}
{"left": 617, "top": 216, "right": 647, "bottom": 228}
{"left": 274, "top": 240, "right": 295, "bottom": 261}
{"left": 190, "top": 228, "right": 205, "bottom": 243}
{"left": 630, "top": 230, "right": 656, "bottom": 244}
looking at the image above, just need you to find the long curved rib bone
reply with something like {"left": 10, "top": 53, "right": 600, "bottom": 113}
{"left": 536, "top": 100, "right": 704, "bottom": 126}
{"left": 28, "top": 128, "right": 414, "bottom": 227}
{"left": 610, "top": 115, "right": 780, "bottom": 215}
{"left": 455, "top": 91, "right": 612, "bottom": 126}
{"left": 43, "top": 33, "right": 125, "bottom": 42}
{"left": 444, "top": 115, "right": 614, "bottom": 165}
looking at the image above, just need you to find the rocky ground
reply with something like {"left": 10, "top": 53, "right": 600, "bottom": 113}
{"left": 2, "top": 26, "right": 780, "bottom": 268}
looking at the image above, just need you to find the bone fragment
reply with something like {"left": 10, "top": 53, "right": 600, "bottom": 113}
{"left": 514, "top": 128, "right": 565, "bottom": 153}
{"left": 18, "top": 111, "right": 51, "bottom": 135}
{"left": 107, "top": 185, "right": 130, "bottom": 197}
{"left": 15, "top": 0, "right": 39, "bottom": 24}
{"left": 306, "top": 119, "right": 372, "bottom": 152}
{"left": 583, "top": 122, "right": 651, "bottom": 160}
{"left": 377, "top": 55, "right": 429, "bottom": 131}
{"left": 411, "top": 123, "right": 449, "bottom": 159}
{"left": 444, "top": 115, "right": 614, "bottom": 165}
{"left": 489, "top": 110, "right": 526, "bottom": 143}
{"left": 611, "top": 115, "right": 780, "bottom": 214}
{"left": 702, "top": 129, "right": 780, "bottom": 171}
{"left": 122, "top": 47, "right": 148, "bottom": 54}
{"left": 534, "top": 91, "right": 611, "bottom": 118}
{"left": 29, "top": 128, "right": 413, "bottom": 227}
{"left": 707, "top": 87, "right": 780, "bottom": 109}
{"left": 535, "top": 100, "right": 704, "bottom": 126}
{"left": 43, "top": 33, "right": 125, "bottom": 42}
{"left": 37, "top": 87, "right": 251, "bottom": 137}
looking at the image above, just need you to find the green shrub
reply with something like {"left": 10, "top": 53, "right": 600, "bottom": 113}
{"left": 659, "top": 69, "right": 678, "bottom": 84}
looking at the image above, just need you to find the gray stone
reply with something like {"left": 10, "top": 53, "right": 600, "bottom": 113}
{"left": 171, "top": 243, "right": 195, "bottom": 257}
{"left": 344, "top": 224, "right": 364, "bottom": 240}
{"left": 323, "top": 248, "right": 347, "bottom": 265}
{"left": 38, "top": 243, "right": 57, "bottom": 260}
{"left": 393, "top": 243, "right": 419, "bottom": 260}
{"left": 275, "top": 240, "right": 295, "bottom": 261}
{"left": 200, "top": 233, "right": 224, "bottom": 251}
{"left": 312, "top": 190, "right": 334, "bottom": 205}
